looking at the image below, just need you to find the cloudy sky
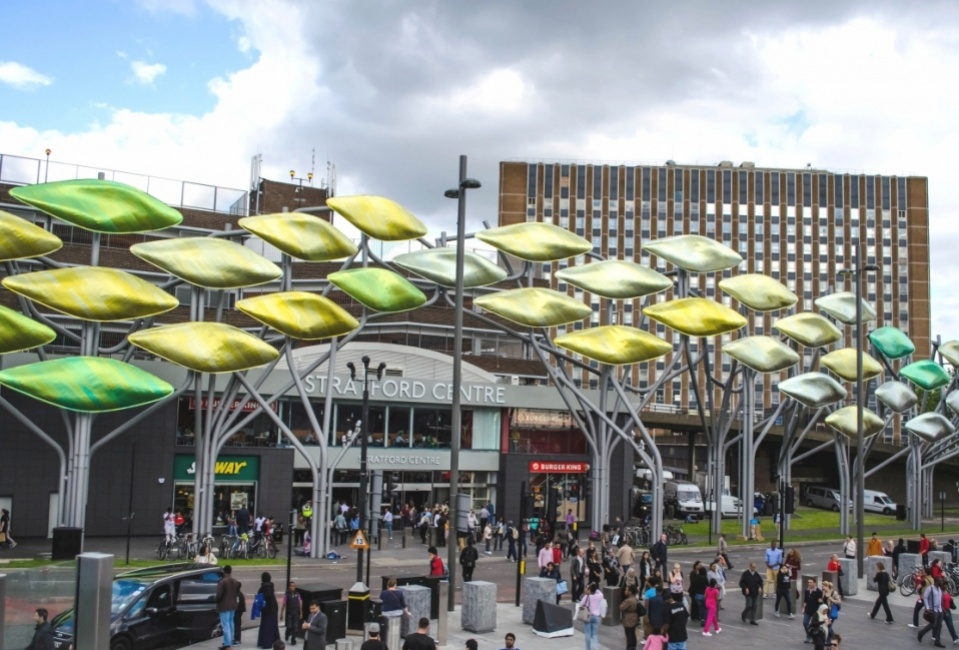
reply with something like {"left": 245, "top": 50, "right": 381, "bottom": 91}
{"left": 2, "top": 0, "right": 959, "bottom": 334}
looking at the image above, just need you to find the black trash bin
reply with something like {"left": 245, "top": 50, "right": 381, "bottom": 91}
{"left": 319, "top": 599, "right": 347, "bottom": 645}
{"left": 52, "top": 527, "right": 82, "bottom": 560}
{"left": 273, "top": 523, "right": 284, "bottom": 543}
{"left": 908, "top": 539, "right": 921, "bottom": 554}
{"left": 897, "top": 504, "right": 907, "bottom": 521}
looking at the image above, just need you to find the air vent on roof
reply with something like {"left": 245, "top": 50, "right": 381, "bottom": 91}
{"left": 718, "top": 161, "right": 733, "bottom": 167}
{"left": 384, "top": 367, "right": 404, "bottom": 377}
{"left": 739, "top": 162, "right": 755, "bottom": 169}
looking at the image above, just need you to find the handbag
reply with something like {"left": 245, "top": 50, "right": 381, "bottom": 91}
{"left": 924, "top": 609, "right": 936, "bottom": 623}
{"left": 829, "top": 603, "right": 840, "bottom": 620}
{"left": 0, "top": 532, "right": 6, "bottom": 543}
{"left": 556, "top": 580, "right": 569, "bottom": 595}
{"left": 578, "top": 596, "right": 592, "bottom": 621}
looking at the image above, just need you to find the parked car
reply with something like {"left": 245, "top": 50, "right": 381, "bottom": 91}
{"left": 863, "top": 489, "right": 897, "bottom": 515}
{"left": 704, "top": 488, "right": 743, "bottom": 518}
{"left": 804, "top": 486, "right": 852, "bottom": 512}
{"left": 51, "top": 564, "right": 224, "bottom": 650}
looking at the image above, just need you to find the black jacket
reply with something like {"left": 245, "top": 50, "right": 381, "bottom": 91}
{"left": 803, "top": 587, "right": 823, "bottom": 615}
{"left": 25, "top": 621, "right": 54, "bottom": 650}
{"left": 874, "top": 571, "right": 892, "bottom": 596}
{"left": 650, "top": 540, "right": 668, "bottom": 567}
{"left": 258, "top": 581, "right": 279, "bottom": 616}
{"left": 739, "top": 570, "right": 763, "bottom": 597}
{"left": 460, "top": 545, "right": 478, "bottom": 567}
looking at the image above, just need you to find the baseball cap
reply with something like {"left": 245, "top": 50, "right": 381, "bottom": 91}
{"left": 368, "top": 623, "right": 380, "bottom": 634}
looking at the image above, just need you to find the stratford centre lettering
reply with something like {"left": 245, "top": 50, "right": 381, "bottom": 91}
{"left": 368, "top": 455, "right": 442, "bottom": 466}
{"left": 301, "top": 375, "right": 506, "bottom": 405}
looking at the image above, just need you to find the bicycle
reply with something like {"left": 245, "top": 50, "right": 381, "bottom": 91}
{"left": 249, "top": 533, "right": 279, "bottom": 559}
{"left": 664, "top": 524, "right": 688, "bottom": 545}
{"left": 157, "top": 535, "right": 177, "bottom": 561}
{"left": 899, "top": 565, "right": 924, "bottom": 596}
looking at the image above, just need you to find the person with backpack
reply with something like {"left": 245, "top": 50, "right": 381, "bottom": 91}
{"left": 505, "top": 521, "right": 518, "bottom": 562}
{"left": 460, "top": 537, "right": 479, "bottom": 582}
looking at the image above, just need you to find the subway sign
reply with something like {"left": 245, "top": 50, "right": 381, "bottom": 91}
{"left": 174, "top": 455, "right": 260, "bottom": 482}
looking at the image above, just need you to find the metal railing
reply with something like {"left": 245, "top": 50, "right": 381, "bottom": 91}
{"left": 0, "top": 152, "right": 248, "bottom": 215}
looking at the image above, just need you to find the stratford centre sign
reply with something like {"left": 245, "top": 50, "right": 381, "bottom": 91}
{"left": 301, "top": 375, "right": 507, "bottom": 406}
{"left": 367, "top": 454, "right": 443, "bottom": 466}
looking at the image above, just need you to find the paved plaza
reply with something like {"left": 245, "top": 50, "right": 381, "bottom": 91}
{"left": 2, "top": 531, "right": 953, "bottom": 649}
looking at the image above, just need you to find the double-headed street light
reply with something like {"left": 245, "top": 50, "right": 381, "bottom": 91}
{"left": 347, "top": 355, "right": 386, "bottom": 585}
{"left": 444, "top": 156, "right": 481, "bottom": 612}
{"left": 838, "top": 244, "right": 880, "bottom": 579}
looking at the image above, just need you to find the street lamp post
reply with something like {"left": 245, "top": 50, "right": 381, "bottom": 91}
{"left": 348, "top": 356, "right": 386, "bottom": 585}
{"left": 838, "top": 244, "right": 879, "bottom": 579}
{"left": 444, "top": 156, "right": 481, "bottom": 612}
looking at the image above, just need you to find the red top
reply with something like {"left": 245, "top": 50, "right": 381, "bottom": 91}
{"left": 429, "top": 556, "right": 444, "bottom": 577}
{"left": 552, "top": 546, "right": 562, "bottom": 566}
{"left": 932, "top": 563, "right": 944, "bottom": 579}
{"left": 827, "top": 559, "right": 840, "bottom": 572}
{"left": 920, "top": 538, "right": 931, "bottom": 554}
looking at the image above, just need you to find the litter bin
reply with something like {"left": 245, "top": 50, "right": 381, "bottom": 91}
{"left": 52, "top": 527, "right": 83, "bottom": 560}
{"left": 320, "top": 599, "right": 347, "bottom": 645}
{"left": 897, "top": 504, "right": 907, "bottom": 521}
{"left": 908, "top": 539, "right": 921, "bottom": 554}
{"left": 273, "top": 523, "right": 284, "bottom": 543}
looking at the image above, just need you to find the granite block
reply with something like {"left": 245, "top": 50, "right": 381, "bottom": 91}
{"left": 462, "top": 581, "right": 497, "bottom": 633}
{"left": 523, "top": 577, "right": 557, "bottom": 625}
{"left": 837, "top": 558, "right": 857, "bottom": 595}
{"left": 400, "top": 584, "right": 431, "bottom": 628}
{"left": 403, "top": 527, "right": 413, "bottom": 548}
{"left": 898, "top": 552, "right": 922, "bottom": 575}
{"left": 930, "top": 550, "right": 951, "bottom": 567}
{"left": 865, "top": 556, "right": 889, "bottom": 592}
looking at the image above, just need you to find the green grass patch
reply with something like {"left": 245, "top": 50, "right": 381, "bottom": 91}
{"left": 674, "top": 506, "right": 959, "bottom": 547}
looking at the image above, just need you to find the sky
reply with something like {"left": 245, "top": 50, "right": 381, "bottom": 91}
{"left": 2, "top": 0, "right": 959, "bottom": 335}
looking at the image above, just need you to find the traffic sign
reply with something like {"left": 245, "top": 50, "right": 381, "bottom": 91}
{"left": 350, "top": 530, "right": 370, "bottom": 550}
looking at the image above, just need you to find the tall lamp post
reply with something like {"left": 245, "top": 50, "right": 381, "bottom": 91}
{"left": 443, "top": 156, "right": 481, "bottom": 612}
{"left": 348, "top": 356, "right": 386, "bottom": 585}
{"left": 838, "top": 244, "right": 879, "bottom": 579}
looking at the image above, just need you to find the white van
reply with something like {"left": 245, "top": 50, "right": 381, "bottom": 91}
{"left": 863, "top": 489, "right": 897, "bottom": 515}
{"left": 665, "top": 480, "right": 704, "bottom": 517}
{"left": 705, "top": 488, "right": 743, "bottom": 518}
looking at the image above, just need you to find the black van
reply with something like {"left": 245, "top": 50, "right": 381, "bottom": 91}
{"left": 51, "top": 564, "right": 224, "bottom": 650}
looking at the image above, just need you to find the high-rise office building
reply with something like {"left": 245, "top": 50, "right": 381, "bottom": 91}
{"left": 499, "top": 161, "right": 930, "bottom": 417}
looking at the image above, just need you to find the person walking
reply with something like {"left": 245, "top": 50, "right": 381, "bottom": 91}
{"left": 801, "top": 577, "right": 823, "bottom": 644}
{"left": 579, "top": 583, "right": 606, "bottom": 650}
{"left": 460, "top": 536, "right": 479, "bottom": 582}
{"left": 383, "top": 507, "right": 394, "bottom": 540}
{"left": 809, "top": 604, "right": 828, "bottom": 650}
{"left": 617, "top": 540, "right": 636, "bottom": 574}
{"left": 703, "top": 578, "right": 721, "bottom": 636}
{"left": 428, "top": 546, "right": 445, "bottom": 577}
{"left": 868, "top": 561, "right": 894, "bottom": 624}
{"left": 403, "top": 617, "right": 439, "bottom": 650}
{"left": 739, "top": 563, "right": 763, "bottom": 625}
{"left": 257, "top": 572, "right": 282, "bottom": 649}
{"left": 716, "top": 532, "right": 732, "bottom": 569}
{"left": 215, "top": 565, "right": 242, "bottom": 650}
{"left": 941, "top": 589, "right": 959, "bottom": 643}
{"left": 540, "top": 561, "right": 563, "bottom": 605}
{"left": 302, "top": 600, "right": 327, "bottom": 650}
{"left": 774, "top": 564, "right": 794, "bottom": 618}
{"left": 706, "top": 561, "right": 726, "bottom": 612}
{"left": 765, "top": 540, "right": 783, "bottom": 598}
{"left": 918, "top": 576, "right": 946, "bottom": 647}
{"left": 651, "top": 534, "right": 668, "bottom": 573}
{"left": 505, "top": 521, "right": 518, "bottom": 561}
{"left": 24, "top": 608, "right": 54, "bottom": 650}
{"left": 538, "top": 540, "right": 554, "bottom": 571}
{"left": 571, "top": 545, "right": 587, "bottom": 603}
{"left": 893, "top": 537, "right": 907, "bottom": 580}
{"left": 664, "top": 590, "right": 689, "bottom": 650}
{"left": 620, "top": 584, "right": 643, "bottom": 650}
{"left": 281, "top": 580, "right": 304, "bottom": 646}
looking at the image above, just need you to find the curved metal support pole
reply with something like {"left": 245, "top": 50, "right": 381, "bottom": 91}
{"left": 836, "top": 434, "right": 850, "bottom": 535}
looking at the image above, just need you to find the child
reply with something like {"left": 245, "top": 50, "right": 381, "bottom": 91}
{"left": 643, "top": 626, "right": 668, "bottom": 650}
{"left": 703, "top": 577, "right": 721, "bottom": 635}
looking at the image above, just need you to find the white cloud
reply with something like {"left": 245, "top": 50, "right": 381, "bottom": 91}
{"left": 130, "top": 61, "right": 167, "bottom": 85}
{"left": 0, "top": 61, "right": 53, "bottom": 90}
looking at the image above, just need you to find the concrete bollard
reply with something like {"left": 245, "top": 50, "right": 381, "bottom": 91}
{"left": 602, "top": 585, "right": 622, "bottom": 626}
{"left": 403, "top": 527, "right": 413, "bottom": 549}
{"left": 335, "top": 640, "right": 353, "bottom": 650}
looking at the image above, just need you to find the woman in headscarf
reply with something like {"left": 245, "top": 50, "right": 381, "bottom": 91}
{"left": 256, "top": 571, "right": 281, "bottom": 649}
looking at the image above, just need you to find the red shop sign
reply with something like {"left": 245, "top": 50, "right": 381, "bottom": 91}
{"left": 528, "top": 461, "right": 589, "bottom": 474}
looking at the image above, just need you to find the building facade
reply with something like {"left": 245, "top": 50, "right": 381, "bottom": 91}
{"left": 499, "top": 160, "right": 930, "bottom": 434}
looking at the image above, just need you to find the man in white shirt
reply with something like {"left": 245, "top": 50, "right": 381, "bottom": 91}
{"left": 383, "top": 508, "right": 394, "bottom": 539}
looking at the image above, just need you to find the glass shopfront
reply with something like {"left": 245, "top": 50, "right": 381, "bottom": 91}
{"left": 528, "top": 461, "right": 588, "bottom": 524}
{"left": 172, "top": 454, "right": 260, "bottom": 525}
